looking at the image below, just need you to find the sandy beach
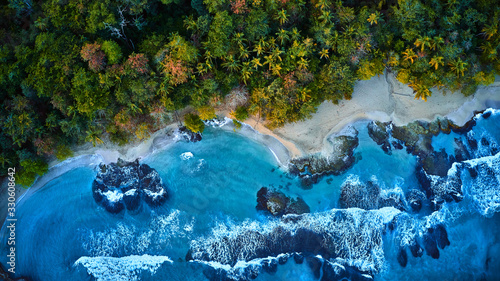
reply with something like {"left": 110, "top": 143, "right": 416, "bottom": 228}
{"left": 261, "top": 71, "right": 500, "bottom": 156}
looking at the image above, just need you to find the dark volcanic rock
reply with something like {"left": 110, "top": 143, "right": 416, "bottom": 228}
{"left": 397, "top": 246, "right": 408, "bottom": 267}
{"left": 454, "top": 138, "right": 471, "bottom": 162}
{"left": 422, "top": 149, "right": 453, "bottom": 177}
{"left": 92, "top": 159, "right": 168, "bottom": 213}
{"left": 293, "top": 253, "right": 304, "bottom": 264}
{"left": 409, "top": 239, "right": 424, "bottom": 258}
{"left": 306, "top": 256, "right": 323, "bottom": 279}
{"left": 415, "top": 165, "right": 433, "bottom": 198}
{"left": 321, "top": 260, "right": 373, "bottom": 281}
{"left": 434, "top": 224, "right": 450, "bottom": 249}
{"left": 423, "top": 229, "right": 440, "bottom": 259}
{"left": 256, "top": 187, "right": 310, "bottom": 216}
{"left": 178, "top": 126, "right": 202, "bottom": 142}
{"left": 368, "top": 121, "right": 392, "bottom": 154}
{"left": 407, "top": 189, "right": 426, "bottom": 213}
{"left": 289, "top": 128, "right": 359, "bottom": 187}
{"left": 262, "top": 259, "right": 278, "bottom": 274}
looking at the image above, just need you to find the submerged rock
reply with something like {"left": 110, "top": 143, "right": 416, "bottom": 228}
{"left": 256, "top": 187, "right": 310, "bottom": 216}
{"left": 433, "top": 224, "right": 450, "bottom": 249}
{"left": 397, "top": 247, "right": 408, "bottom": 267}
{"left": 423, "top": 228, "right": 440, "bottom": 259}
{"left": 409, "top": 239, "right": 424, "bottom": 258}
{"left": 92, "top": 159, "right": 168, "bottom": 213}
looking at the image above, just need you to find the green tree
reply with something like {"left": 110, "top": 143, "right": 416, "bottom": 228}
{"left": 101, "top": 40, "right": 122, "bottom": 65}
{"left": 184, "top": 113, "right": 205, "bottom": 133}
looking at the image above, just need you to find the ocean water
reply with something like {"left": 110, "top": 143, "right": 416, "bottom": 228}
{"left": 1, "top": 110, "right": 500, "bottom": 281}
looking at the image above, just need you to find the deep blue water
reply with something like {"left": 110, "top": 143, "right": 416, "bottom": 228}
{"left": 2, "top": 110, "right": 500, "bottom": 281}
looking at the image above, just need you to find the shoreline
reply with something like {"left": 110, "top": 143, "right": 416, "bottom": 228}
{"left": 267, "top": 71, "right": 500, "bottom": 156}
{"left": 2, "top": 72, "right": 500, "bottom": 225}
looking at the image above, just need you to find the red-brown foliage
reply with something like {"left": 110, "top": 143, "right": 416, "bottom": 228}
{"left": 161, "top": 55, "right": 190, "bottom": 85}
{"left": 81, "top": 43, "right": 106, "bottom": 72}
{"left": 126, "top": 53, "right": 149, "bottom": 74}
{"left": 230, "top": 0, "right": 247, "bottom": 14}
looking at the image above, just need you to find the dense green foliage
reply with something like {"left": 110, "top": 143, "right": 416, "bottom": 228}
{"left": 184, "top": 113, "right": 205, "bottom": 133}
{"left": 1, "top": 0, "right": 499, "bottom": 185}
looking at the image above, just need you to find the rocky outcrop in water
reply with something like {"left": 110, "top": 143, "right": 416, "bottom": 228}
{"left": 289, "top": 127, "right": 360, "bottom": 187}
{"left": 256, "top": 187, "right": 310, "bottom": 216}
{"left": 177, "top": 126, "right": 202, "bottom": 142}
{"left": 92, "top": 159, "right": 168, "bottom": 213}
{"left": 367, "top": 121, "right": 392, "bottom": 154}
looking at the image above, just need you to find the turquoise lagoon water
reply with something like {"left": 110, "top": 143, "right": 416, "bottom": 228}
{"left": 2, "top": 110, "right": 500, "bottom": 281}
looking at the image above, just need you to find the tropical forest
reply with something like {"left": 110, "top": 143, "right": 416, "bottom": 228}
{"left": 1, "top": 0, "right": 499, "bottom": 185}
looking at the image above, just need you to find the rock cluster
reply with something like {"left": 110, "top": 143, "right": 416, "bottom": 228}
{"left": 256, "top": 187, "right": 310, "bottom": 216}
{"left": 289, "top": 128, "right": 359, "bottom": 187}
{"left": 177, "top": 126, "right": 202, "bottom": 142}
{"left": 92, "top": 159, "right": 168, "bottom": 214}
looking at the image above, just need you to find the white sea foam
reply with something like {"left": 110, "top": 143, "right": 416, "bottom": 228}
{"left": 74, "top": 254, "right": 173, "bottom": 281}
{"left": 461, "top": 152, "right": 500, "bottom": 217}
{"left": 81, "top": 209, "right": 194, "bottom": 256}
{"left": 190, "top": 207, "right": 402, "bottom": 273}
{"left": 180, "top": 152, "right": 194, "bottom": 160}
{"left": 102, "top": 190, "right": 123, "bottom": 203}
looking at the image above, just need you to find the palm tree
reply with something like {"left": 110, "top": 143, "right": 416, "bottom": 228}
{"left": 449, "top": 58, "right": 468, "bottom": 77}
{"left": 251, "top": 57, "right": 262, "bottom": 69}
{"left": 271, "top": 64, "right": 282, "bottom": 76}
{"left": 264, "top": 55, "right": 274, "bottom": 69}
{"left": 480, "top": 41, "right": 498, "bottom": 60}
{"left": 297, "top": 57, "right": 309, "bottom": 70}
{"left": 85, "top": 126, "right": 104, "bottom": 147}
{"left": 414, "top": 36, "right": 431, "bottom": 52}
{"left": 290, "top": 28, "right": 301, "bottom": 42}
{"left": 271, "top": 48, "right": 283, "bottom": 61}
{"left": 410, "top": 80, "right": 432, "bottom": 102}
{"left": 276, "top": 9, "right": 288, "bottom": 25}
{"left": 0, "top": 154, "right": 11, "bottom": 168}
{"left": 429, "top": 56, "right": 444, "bottom": 70}
{"left": 240, "top": 62, "right": 252, "bottom": 84}
{"left": 297, "top": 87, "right": 311, "bottom": 102}
{"left": 319, "top": 48, "right": 329, "bottom": 59}
{"left": 276, "top": 29, "right": 289, "bottom": 45}
{"left": 367, "top": 11, "right": 381, "bottom": 25}
{"left": 481, "top": 23, "right": 498, "bottom": 40}
{"left": 402, "top": 48, "right": 418, "bottom": 64}
{"left": 254, "top": 43, "right": 265, "bottom": 56}
{"left": 430, "top": 36, "right": 444, "bottom": 50}
{"left": 184, "top": 15, "right": 197, "bottom": 31}
{"left": 222, "top": 55, "right": 241, "bottom": 72}
{"left": 232, "top": 32, "right": 247, "bottom": 47}
{"left": 239, "top": 45, "right": 250, "bottom": 60}
{"left": 315, "top": 0, "right": 329, "bottom": 10}
{"left": 319, "top": 10, "right": 332, "bottom": 23}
